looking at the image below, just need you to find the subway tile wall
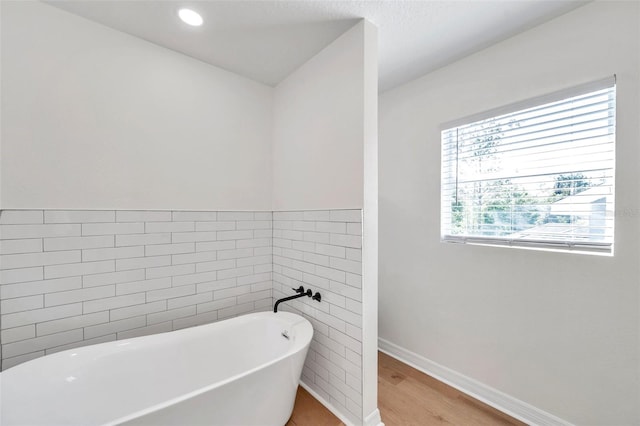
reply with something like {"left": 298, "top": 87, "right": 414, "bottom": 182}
{"left": 0, "top": 208, "right": 364, "bottom": 424}
{"left": 0, "top": 210, "right": 273, "bottom": 370}
{"left": 272, "top": 210, "right": 363, "bottom": 425}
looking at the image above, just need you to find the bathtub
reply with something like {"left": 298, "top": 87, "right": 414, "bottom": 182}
{"left": 0, "top": 311, "right": 313, "bottom": 426}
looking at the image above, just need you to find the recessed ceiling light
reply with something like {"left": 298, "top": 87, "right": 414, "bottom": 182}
{"left": 178, "top": 8, "right": 203, "bottom": 26}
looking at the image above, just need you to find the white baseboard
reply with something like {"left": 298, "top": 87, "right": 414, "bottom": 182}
{"left": 298, "top": 381, "right": 384, "bottom": 426}
{"left": 363, "top": 408, "right": 384, "bottom": 426}
{"left": 378, "top": 338, "right": 573, "bottom": 426}
{"left": 299, "top": 381, "right": 357, "bottom": 426}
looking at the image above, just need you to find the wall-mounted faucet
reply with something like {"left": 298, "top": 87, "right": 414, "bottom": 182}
{"left": 273, "top": 285, "right": 322, "bottom": 313}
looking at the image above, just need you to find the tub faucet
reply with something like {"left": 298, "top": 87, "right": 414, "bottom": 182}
{"left": 274, "top": 287, "right": 312, "bottom": 312}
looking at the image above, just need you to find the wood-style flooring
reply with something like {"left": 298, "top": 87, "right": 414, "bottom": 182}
{"left": 286, "top": 386, "right": 345, "bottom": 426}
{"left": 286, "top": 351, "right": 526, "bottom": 426}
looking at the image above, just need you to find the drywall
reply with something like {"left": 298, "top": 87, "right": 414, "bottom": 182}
{"left": 0, "top": 1, "right": 273, "bottom": 210}
{"left": 360, "top": 19, "right": 380, "bottom": 426}
{"left": 272, "top": 22, "right": 365, "bottom": 210}
{"left": 379, "top": 2, "right": 639, "bottom": 425}
{"left": 272, "top": 20, "right": 379, "bottom": 425}
{"left": 2, "top": 3, "right": 381, "bottom": 422}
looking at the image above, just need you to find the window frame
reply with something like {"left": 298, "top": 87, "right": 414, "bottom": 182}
{"left": 440, "top": 76, "right": 616, "bottom": 255}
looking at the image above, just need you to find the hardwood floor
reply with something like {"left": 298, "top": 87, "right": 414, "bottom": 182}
{"left": 285, "top": 386, "right": 344, "bottom": 426}
{"left": 287, "top": 351, "right": 526, "bottom": 426}
{"left": 378, "top": 352, "right": 526, "bottom": 425}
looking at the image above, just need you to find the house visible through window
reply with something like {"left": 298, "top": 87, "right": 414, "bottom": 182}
{"left": 441, "top": 77, "right": 616, "bottom": 254}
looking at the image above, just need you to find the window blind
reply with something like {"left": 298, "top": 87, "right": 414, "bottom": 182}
{"left": 441, "top": 78, "right": 616, "bottom": 254}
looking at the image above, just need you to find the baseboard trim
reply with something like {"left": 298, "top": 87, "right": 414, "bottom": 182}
{"left": 299, "top": 381, "right": 357, "bottom": 426}
{"left": 363, "top": 408, "right": 384, "bottom": 426}
{"left": 378, "top": 338, "right": 573, "bottom": 426}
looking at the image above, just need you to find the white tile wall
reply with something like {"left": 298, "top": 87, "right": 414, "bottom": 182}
{"left": 0, "top": 208, "right": 364, "bottom": 425}
{"left": 0, "top": 210, "right": 273, "bottom": 370}
{"left": 272, "top": 210, "right": 363, "bottom": 424}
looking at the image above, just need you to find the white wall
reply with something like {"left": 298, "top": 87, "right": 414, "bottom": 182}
{"left": 272, "top": 20, "right": 380, "bottom": 425}
{"left": 0, "top": 1, "right": 273, "bottom": 211}
{"left": 2, "top": 3, "right": 381, "bottom": 423}
{"left": 360, "top": 19, "right": 379, "bottom": 426}
{"left": 272, "top": 22, "right": 365, "bottom": 211}
{"left": 379, "top": 2, "right": 639, "bottom": 425}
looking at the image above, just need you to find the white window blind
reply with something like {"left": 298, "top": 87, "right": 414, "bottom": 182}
{"left": 441, "top": 77, "right": 616, "bottom": 254}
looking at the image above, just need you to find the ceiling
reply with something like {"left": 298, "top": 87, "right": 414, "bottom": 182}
{"left": 45, "top": 0, "right": 587, "bottom": 92}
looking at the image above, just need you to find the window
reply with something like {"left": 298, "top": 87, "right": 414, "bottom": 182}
{"left": 441, "top": 77, "right": 616, "bottom": 254}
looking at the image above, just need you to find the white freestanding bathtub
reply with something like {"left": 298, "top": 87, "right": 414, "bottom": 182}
{"left": 0, "top": 311, "right": 313, "bottom": 426}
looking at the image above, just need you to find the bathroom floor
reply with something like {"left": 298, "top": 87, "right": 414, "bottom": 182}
{"left": 286, "top": 387, "right": 343, "bottom": 426}
{"left": 287, "top": 351, "right": 526, "bottom": 425}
